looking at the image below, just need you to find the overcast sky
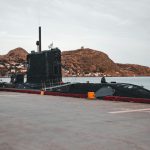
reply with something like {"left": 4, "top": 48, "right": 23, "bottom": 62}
{"left": 0, "top": 0, "right": 150, "bottom": 66}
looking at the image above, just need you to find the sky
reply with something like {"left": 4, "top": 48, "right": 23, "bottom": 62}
{"left": 0, "top": 0, "right": 150, "bottom": 66}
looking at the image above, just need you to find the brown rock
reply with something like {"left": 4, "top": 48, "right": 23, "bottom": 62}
{"left": 117, "top": 63, "right": 150, "bottom": 76}
{"left": 0, "top": 47, "right": 28, "bottom": 63}
{"left": 62, "top": 48, "right": 120, "bottom": 76}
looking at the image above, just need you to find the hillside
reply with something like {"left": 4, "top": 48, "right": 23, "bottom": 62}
{"left": 62, "top": 48, "right": 120, "bottom": 76}
{"left": 61, "top": 48, "right": 150, "bottom": 76}
{"left": 0, "top": 47, "right": 150, "bottom": 76}
{"left": 0, "top": 48, "right": 28, "bottom": 76}
{"left": 117, "top": 63, "right": 150, "bottom": 76}
{"left": 0, "top": 47, "right": 28, "bottom": 63}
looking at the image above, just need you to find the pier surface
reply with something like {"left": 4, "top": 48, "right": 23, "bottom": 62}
{"left": 0, "top": 92, "right": 150, "bottom": 150}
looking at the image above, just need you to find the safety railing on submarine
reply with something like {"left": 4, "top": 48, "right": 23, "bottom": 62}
{"left": 44, "top": 82, "right": 78, "bottom": 91}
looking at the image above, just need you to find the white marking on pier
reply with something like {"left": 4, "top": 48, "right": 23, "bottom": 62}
{"left": 109, "top": 108, "right": 150, "bottom": 114}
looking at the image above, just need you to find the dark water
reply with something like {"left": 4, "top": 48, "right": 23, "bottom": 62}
{"left": 1, "top": 77, "right": 150, "bottom": 90}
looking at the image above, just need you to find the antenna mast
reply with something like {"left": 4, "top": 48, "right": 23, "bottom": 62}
{"left": 39, "top": 26, "right": 41, "bottom": 52}
{"left": 36, "top": 26, "right": 42, "bottom": 52}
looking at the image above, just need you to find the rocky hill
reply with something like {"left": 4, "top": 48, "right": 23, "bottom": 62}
{"left": 117, "top": 63, "right": 150, "bottom": 76}
{"left": 0, "top": 47, "right": 150, "bottom": 76}
{"left": 0, "top": 47, "right": 28, "bottom": 63}
{"left": 62, "top": 48, "right": 120, "bottom": 76}
{"left": 61, "top": 48, "right": 150, "bottom": 76}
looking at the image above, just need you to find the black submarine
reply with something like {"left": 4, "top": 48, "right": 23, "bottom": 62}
{"left": 0, "top": 27, "right": 150, "bottom": 102}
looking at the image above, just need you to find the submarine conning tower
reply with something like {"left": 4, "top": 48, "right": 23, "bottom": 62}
{"left": 26, "top": 26, "right": 62, "bottom": 84}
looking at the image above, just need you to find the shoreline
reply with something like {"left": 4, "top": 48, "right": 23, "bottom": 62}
{"left": 1, "top": 75, "right": 150, "bottom": 78}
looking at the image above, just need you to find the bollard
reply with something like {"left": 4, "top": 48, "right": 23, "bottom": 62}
{"left": 41, "top": 91, "right": 45, "bottom": 95}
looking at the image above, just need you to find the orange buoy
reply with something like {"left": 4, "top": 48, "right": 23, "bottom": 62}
{"left": 87, "top": 92, "right": 95, "bottom": 100}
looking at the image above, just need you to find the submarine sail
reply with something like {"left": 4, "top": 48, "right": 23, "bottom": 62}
{"left": 26, "top": 27, "right": 62, "bottom": 84}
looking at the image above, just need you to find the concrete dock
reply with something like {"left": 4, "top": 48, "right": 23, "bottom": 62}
{"left": 0, "top": 92, "right": 150, "bottom": 150}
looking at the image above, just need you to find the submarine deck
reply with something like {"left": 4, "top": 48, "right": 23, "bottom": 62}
{"left": 0, "top": 92, "right": 150, "bottom": 150}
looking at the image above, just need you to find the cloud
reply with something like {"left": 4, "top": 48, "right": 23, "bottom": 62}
{"left": 0, "top": 0, "right": 150, "bottom": 66}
